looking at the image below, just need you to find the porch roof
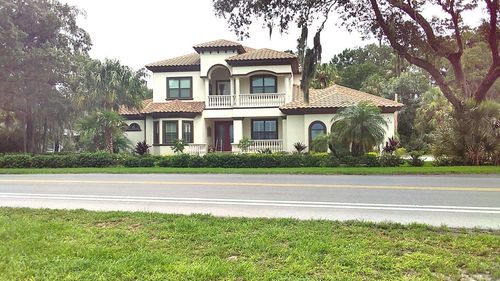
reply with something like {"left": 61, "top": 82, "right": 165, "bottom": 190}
{"left": 119, "top": 99, "right": 205, "bottom": 115}
{"left": 280, "top": 85, "right": 403, "bottom": 114}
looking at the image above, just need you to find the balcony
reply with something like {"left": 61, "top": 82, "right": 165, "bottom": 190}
{"left": 206, "top": 93, "right": 286, "bottom": 109}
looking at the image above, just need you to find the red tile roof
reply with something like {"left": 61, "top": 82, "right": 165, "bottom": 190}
{"left": 146, "top": 53, "right": 200, "bottom": 68}
{"left": 281, "top": 85, "right": 403, "bottom": 111}
{"left": 226, "top": 48, "right": 296, "bottom": 61}
{"left": 193, "top": 39, "right": 242, "bottom": 49}
{"left": 119, "top": 99, "right": 204, "bottom": 115}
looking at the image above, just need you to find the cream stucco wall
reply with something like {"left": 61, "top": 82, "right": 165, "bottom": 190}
{"left": 283, "top": 112, "right": 396, "bottom": 152}
{"left": 124, "top": 120, "right": 146, "bottom": 149}
{"left": 200, "top": 50, "right": 235, "bottom": 76}
{"left": 152, "top": 71, "right": 205, "bottom": 102}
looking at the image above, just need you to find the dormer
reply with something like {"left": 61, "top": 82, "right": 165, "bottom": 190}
{"left": 193, "top": 39, "right": 247, "bottom": 77}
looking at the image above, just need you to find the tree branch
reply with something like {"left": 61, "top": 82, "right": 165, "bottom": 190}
{"left": 474, "top": 0, "right": 500, "bottom": 101}
{"left": 369, "top": 0, "right": 463, "bottom": 111}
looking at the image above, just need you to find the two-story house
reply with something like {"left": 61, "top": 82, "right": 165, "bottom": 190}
{"left": 119, "top": 39, "right": 402, "bottom": 155}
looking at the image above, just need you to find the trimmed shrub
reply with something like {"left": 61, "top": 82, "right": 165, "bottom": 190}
{"left": 361, "top": 153, "right": 381, "bottom": 167}
{"left": 169, "top": 154, "right": 191, "bottom": 167}
{"left": 379, "top": 154, "right": 403, "bottom": 167}
{"left": 31, "top": 154, "right": 78, "bottom": 168}
{"left": 75, "top": 152, "right": 119, "bottom": 167}
{"left": 188, "top": 155, "right": 206, "bottom": 167}
{"left": 319, "top": 156, "right": 340, "bottom": 167}
{"left": 123, "top": 156, "right": 155, "bottom": 167}
{"left": 0, "top": 154, "right": 32, "bottom": 168}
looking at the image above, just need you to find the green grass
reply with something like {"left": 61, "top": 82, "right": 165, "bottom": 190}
{"left": 0, "top": 165, "right": 499, "bottom": 175}
{"left": 0, "top": 208, "right": 498, "bottom": 280}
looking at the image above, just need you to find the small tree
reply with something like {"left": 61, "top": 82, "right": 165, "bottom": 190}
{"left": 331, "top": 102, "right": 388, "bottom": 156}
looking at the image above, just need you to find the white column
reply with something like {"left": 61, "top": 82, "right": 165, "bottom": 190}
{"left": 204, "top": 78, "right": 210, "bottom": 105}
{"left": 282, "top": 118, "right": 287, "bottom": 152}
{"left": 284, "top": 75, "right": 292, "bottom": 102}
{"left": 233, "top": 119, "right": 243, "bottom": 143}
{"left": 235, "top": 77, "right": 240, "bottom": 106}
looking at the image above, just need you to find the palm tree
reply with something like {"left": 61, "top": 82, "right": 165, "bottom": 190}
{"left": 331, "top": 102, "right": 388, "bottom": 156}
{"left": 74, "top": 59, "right": 150, "bottom": 153}
{"left": 77, "top": 110, "right": 128, "bottom": 152}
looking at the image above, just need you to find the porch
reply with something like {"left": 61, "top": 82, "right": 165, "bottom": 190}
{"left": 186, "top": 117, "right": 285, "bottom": 154}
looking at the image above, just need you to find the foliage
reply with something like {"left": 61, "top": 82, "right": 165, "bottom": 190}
{"left": 77, "top": 111, "right": 129, "bottom": 153}
{"left": 257, "top": 148, "right": 273, "bottom": 154}
{"left": 134, "top": 141, "right": 151, "bottom": 156}
{"left": 408, "top": 151, "right": 425, "bottom": 167}
{"left": 74, "top": 59, "right": 150, "bottom": 112}
{"left": 0, "top": 0, "right": 91, "bottom": 153}
{"left": 433, "top": 100, "right": 499, "bottom": 165}
{"left": 331, "top": 102, "right": 388, "bottom": 156}
{"left": 379, "top": 154, "right": 403, "bottom": 167}
{"left": 311, "top": 63, "right": 339, "bottom": 89}
{"left": 170, "top": 139, "right": 187, "bottom": 154}
{"left": 433, "top": 156, "right": 466, "bottom": 167}
{"left": 122, "top": 156, "right": 155, "bottom": 168}
{"left": 382, "top": 137, "right": 400, "bottom": 154}
{"left": 293, "top": 142, "right": 307, "bottom": 153}
{"left": 237, "top": 137, "right": 252, "bottom": 153}
{"left": 381, "top": 72, "right": 430, "bottom": 147}
{"left": 310, "top": 134, "right": 329, "bottom": 153}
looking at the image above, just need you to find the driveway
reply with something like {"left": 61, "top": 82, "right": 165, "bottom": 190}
{"left": 0, "top": 174, "right": 499, "bottom": 229}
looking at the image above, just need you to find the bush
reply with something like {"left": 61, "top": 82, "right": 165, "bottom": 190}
{"left": 0, "top": 154, "right": 32, "bottom": 168}
{"left": 408, "top": 151, "right": 425, "bottom": 167}
{"left": 123, "top": 156, "right": 155, "bottom": 167}
{"left": 310, "top": 134, "right": 328, "bottom": 153}
{"left": 169, "top": 154, "right": 191, "bottom": 167}
{"left": 433, "top": 156, "right": 465, "bottom": 166}
{"left": 319, "top": 155, "right": 340, "bottom": 167}
{"left": 361, "top": 153, "right": 381, "bottom": 167}
{"left": 76, "top": 152, "right": 119, "bottom": 167}
{"left": 379, "top": 154, "right": 403, "bottom": 167}
{"left": 134, "top": 141, "right": 151, "bottom": 156}
{"left": 31, "top": 154, "right": 78, "bottom": 168}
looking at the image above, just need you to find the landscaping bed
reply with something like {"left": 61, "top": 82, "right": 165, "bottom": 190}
{"left": 0, "top": 208, "right": 498, "bottom": 280}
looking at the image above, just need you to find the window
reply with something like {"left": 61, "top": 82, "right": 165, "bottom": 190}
{"left": 309, "top": 121, "right": 326, "bottom": 144}
{"left": 182, "top": 121, "right": 194, "bottom": 143}
{"left": 162, "top": 121, "right": 178, "bottom": 145}
{"left": 153, "top": 121, "right": 160, "bottom": 144}
{"left": 167, "top": 77, "right": 192, "bottom": 99}
{"left": 251, "top": 119, "right": 278, "bottom": 140}
{"left": 250, "top": 75, "right": 277, "bottom": 93}
{"left": 126, "top": 123, "right": 141, "bottom": 132}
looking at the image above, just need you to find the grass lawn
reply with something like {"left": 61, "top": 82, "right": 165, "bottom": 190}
{"left": 0, "top": 165, "right": 499, "bottom": 175}
{"left": 0, "top": 164, "right": 500, "bottom": 175}
{"left": 0, "top": 208, "right": 499, "bottom": 280}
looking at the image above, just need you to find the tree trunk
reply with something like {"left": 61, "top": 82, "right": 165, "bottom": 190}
{"left": 104, "top": 127, "right": 113, "bottom": 153}
{"left": 24, "top": 101, "right": 34, "bottom": 154}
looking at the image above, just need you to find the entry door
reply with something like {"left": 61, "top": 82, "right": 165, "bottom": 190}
{"left": 214, "top": 121, "right": 233, "bottom": 151}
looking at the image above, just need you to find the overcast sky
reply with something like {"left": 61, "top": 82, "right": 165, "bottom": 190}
{"left": 61, "top": 0, "right": 486, "bottom": 71}
{"left": 61, "top": 0, "right": 370, "bottom": 70}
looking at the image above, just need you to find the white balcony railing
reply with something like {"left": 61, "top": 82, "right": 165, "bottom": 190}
{"left": 239, "top": 93, "right": 286, "bottom": 107}
{"left": 207, "top": 95, "right": 233, "bottom": 108}
{"left": 248, "top": 139, "right": 283, "bottom": 153}
{"left": 206, "top": 93, "right": 286, "bottom": 108}
{"left": 187, "top": 143, "right": 207, "bottom": 155}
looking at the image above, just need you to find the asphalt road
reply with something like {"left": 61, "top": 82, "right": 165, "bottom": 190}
{"left": 0, "top": 174, "right": 499, "bottom": 229}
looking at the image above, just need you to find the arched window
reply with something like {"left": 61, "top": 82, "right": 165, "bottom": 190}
{"left": 309, "top": 121, "right": 326, "bottom": 145}
{"left": 126, "top": 123, "right": 142, "bottom": 132}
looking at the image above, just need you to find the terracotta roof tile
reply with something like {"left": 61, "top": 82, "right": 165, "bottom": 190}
{"left": 226, "top": 48, "right": 296, "bottom": 61}
{"left": 146, "top": 53, "right": 200, "bottom": 68}
{"left": 119, "top": 98, "right": 153, "bottom": 115}
{"left": 119, "top": 99, "right": 204, "bottom": 115}
{"left": 281, "top": 85, "right": 403, "bottom": 110}
{"left": 193, "top": 39, "right": 242, "bottom": 49}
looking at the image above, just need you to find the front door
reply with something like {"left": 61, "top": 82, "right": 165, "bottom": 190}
{"left": 214, "top": 121, "right": 233, "bottom": 151}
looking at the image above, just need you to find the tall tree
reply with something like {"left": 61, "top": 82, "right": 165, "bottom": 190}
{"left": 74, "top": 58, "right": 150, "bottom": 152}
{"left": 0, "top": 0, "right": 91, "bottom": 153}
{"left": 213, "top": 0, "right": 336, "bottom": 103}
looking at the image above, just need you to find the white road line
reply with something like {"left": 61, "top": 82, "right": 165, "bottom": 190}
{"left": 0, "top": 193, "right": 499, "bottom": 214}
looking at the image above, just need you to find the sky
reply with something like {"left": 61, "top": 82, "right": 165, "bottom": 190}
{"left": 61, "top": 0, "right": 370, "bottom": 70}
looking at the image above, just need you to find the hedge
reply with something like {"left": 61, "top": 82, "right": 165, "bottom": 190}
{"left": 0, "top": 152, "right": 404, "bottom": 168}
